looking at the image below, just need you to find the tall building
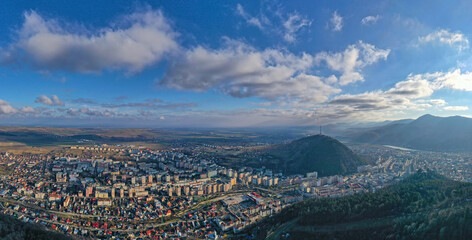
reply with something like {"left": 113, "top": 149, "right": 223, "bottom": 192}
{"left": 85, "top": 186, "right": 93, "bottom": 197}
{"left": 231, "top": 177, "right": 237, "bottom": 186}
{"left": 224, "top": 183, "right": 231, "bottom": 192}
{"left": 129, "top": 188, "right": 135, "bottom": 198}
{"left": 141, "top": 176, "right": 147, "bottom": 185}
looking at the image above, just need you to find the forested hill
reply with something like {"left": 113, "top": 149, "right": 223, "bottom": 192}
{"left": 249, "top": 171, "right": 472, "bottom": 240}
{"left": 266, "top": 134, "right": 365, "bottom": 176}
{"left": 0, "top": 213, "right": 71, "bottom": 240}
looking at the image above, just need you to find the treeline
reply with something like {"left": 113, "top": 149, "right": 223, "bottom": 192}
{"left": 0, "top": 213, "right": 71, "bottom": 240}
{"left": 249, "top": 170, "right": 472, "bottom": 239}
{"left": 284, "top": 206, "right": 471, "bottom": 240}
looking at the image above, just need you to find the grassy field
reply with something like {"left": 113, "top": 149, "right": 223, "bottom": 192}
{"left": 0, "top": 141, "right": 58, "bottom": 154}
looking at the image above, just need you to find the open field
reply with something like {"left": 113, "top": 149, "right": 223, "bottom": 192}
{"left": 0, "top": 141, "right": 58, "bottom": 154}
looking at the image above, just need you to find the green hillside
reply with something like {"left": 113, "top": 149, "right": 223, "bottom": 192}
{"left": 266, "top": 135, "right": 365, "bottom": 176}
{"left": 249, "top": 170, "right": 472, "bottom": 240}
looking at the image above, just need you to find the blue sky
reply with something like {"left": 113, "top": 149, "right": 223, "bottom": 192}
{"left": 1, "top": 0, "right": 472, "bottom": 127}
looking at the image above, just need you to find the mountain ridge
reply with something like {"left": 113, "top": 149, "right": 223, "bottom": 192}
{"left": 349, "top": 114, "right": 472, "bottom": 152}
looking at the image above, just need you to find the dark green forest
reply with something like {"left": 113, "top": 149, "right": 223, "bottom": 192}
{"left": 266, "top": 135, "right": 365, "bottom": 176}
{"left": 250, "top": 170, "right": 472, "bottom": 239}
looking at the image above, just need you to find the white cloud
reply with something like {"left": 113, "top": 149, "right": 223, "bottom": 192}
{"left": 328, "top": 71, "right": 450, "bottom": 115}
{"left": 329, "top": 11, "right": 343, "bottom": 32}
{"left": 432, "top": 69, "right": 472, "bottom": 91}
{"left": 315, "top": 41, "right": 390, "bottom": 85}
{"left": 235, "top": 4, "right": 264, "bottom": 29}
{"left": 161, "top": 40, "right": 340, "bottom": 104}
{"left": 235, "top": 4, "right": 310, "bottom": 43}
{"left": 35, "top": 95, "right": 64, "bottom": 106}
{"left": 79, "top": 108, "right": 115, "bottom": 117}
{"left": 283, "top": 13, "right": 311, "bottom": 43}
{"left": 386, "top": 78, "right": 434, "bottom": 99}
{"left": 161, "top": 40, "right": 391, "bottom": 107}
{"left": 65, "top": 108, "right": 116, "bottom": 118}
{"left": 361, "top": 15, "right": 380, "bottom": 25}
{"left": 429, "top": 99, "right": 446, "bottom": 106}
{"left": 328, "top": 90, "right": 431, "bottom": 118}
{"left": 444, "top": 106, "right": 469, "bottom": 111}
{"left": 20, "top": 106, "right": 36, "bottom": 113}
{"left": 5, "top": 9, "right": 178, "bottom": 73}
{"left": 330, "top": 91, "right": 391, "bottom": 111}
{"left": 419, "top": 29, "right": 469, "bottom": 51}
{"left": 407, "top": 69, "right": 472, "bottom": 92}
{"left": 0, "top": 99, "right": 17, "bottom": 114}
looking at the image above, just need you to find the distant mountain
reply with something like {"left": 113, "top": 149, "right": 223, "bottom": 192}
{"left": 249, "top": 171, "right": 472, "bottom": 239}
{"left": 313, "top": 119, "right": 414, "bottom": 139}
{"left": 382, "top": 118, "right": 415, "bottom": 126}
{"left": 350, "top": 114, "right": 472, "bottom": 152}
{"left": 264, "top": 135, "right": 366, "bottom": 176}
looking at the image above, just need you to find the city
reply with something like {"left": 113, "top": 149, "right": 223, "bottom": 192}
{"left": 0, "top": 138, "right": 470, "bottom": 239}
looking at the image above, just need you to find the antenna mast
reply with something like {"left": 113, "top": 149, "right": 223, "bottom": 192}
{"left": 314, "top": 109, "right": 322, "bottom": 135}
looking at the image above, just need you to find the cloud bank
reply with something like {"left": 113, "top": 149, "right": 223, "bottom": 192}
{"left": 161, "top": 40, "right": 341, "bottom": 104}
{"left": 4, "top": 10, "right": 178, "bottom": 73}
